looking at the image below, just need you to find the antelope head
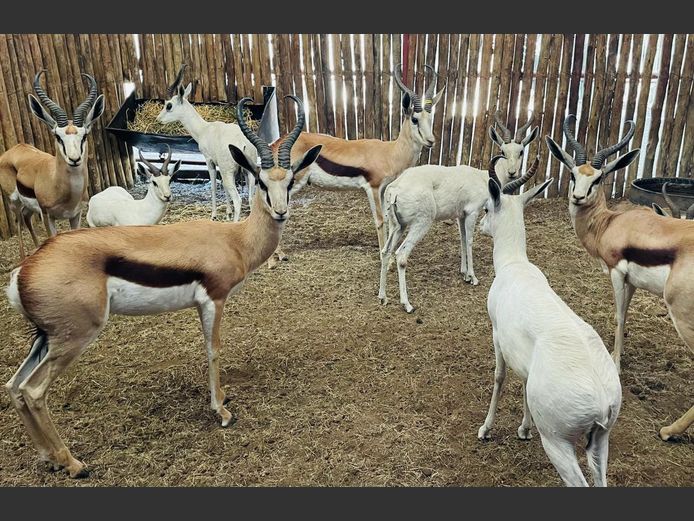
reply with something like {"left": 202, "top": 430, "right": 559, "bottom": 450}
{"left": 137, "top": 145, "right": 181, "bottom": 203}
{"left": 28, "top": 70, "right": 105, "bottom": 168}
{"left": 653, "top": 182, "right": 694, "bottom": 219}
{"left": 481, "top": 154, "right": 548, "bottom": 237}
{"left": 157, "top": 64, "right": 194, "bottom": 125}
{"left": 227, "top": 96, "right": 322, "bottom": 222}
{"left": 489, "top": 111, "right": 539, "bottom": 178}
{"left": 545, "top": 115, "right": 640, "bottom": 207}
{"left": 393, "top": 64, "right": 446, "bottom": 149}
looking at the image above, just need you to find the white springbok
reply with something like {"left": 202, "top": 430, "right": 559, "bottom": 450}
{"left": 378, "top": 155, "right": 539, "bottom": 313}
{"left": 0, "top": 70, "right": 105, "bottom": 259}
{"left": 87, "top": 146, "right": 181, "bottom": 227}
{"left": 157, "top": 64, "right": 258, "bottom": 222}
{"left": 478, "top": 172, "right": 621, "bottom": 487}
{"left": 546, "top": 114, "right": 694, "bottom": 441}
{"left": 488, "top": 111, "right": 539, "bottom": 179}
{"left": 4, "top": 95, "right": 321, "bottom": 478}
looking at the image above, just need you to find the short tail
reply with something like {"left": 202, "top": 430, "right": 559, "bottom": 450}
{"left": 586, "top": 407, "right": 614, "bottom": 450}
{"left": 378, "top": 176, "right": 397, "bottom": 214}
{"left": 10, "top": 326, "right": 49, "bottom": 392}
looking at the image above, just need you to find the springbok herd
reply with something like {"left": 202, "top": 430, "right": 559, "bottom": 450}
{"left": 0, "top": 62, "right": 691, "bottom": 486}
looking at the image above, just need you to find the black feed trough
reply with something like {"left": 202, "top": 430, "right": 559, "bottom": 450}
{"left": 629, "top": 177, "right": 694, "bottom": 213}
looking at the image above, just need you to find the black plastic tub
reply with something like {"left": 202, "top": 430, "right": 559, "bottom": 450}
{"left": 628, "top": 177, "right": 694, "bottom": 213}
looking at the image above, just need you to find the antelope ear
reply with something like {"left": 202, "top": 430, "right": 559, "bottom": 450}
{"left": 291, "top": 145, "right": 322, "bottom": 174}
{"left": 489, "top": 126, "right": 505, "bottom": 147}
{"left": 488, "top": 177, "right": 502, "bottom": 210}
{"left": 431, "top": 85, "right": 446, "bottom": 106}
{"left": 183, "top": 82, "right": 193, "bottom": 99}
{"left": 652, "top": 203, "right": 668, "bottom": 217}
{"left": 228, "top": 144, "right": 260, "bottom": 176}
{"left": 28, "top": 94, "right": 57, "bottom": 128}
{"left": 169, "top": 159, "right": 183, "bottom": 178}
{"left": 83, "top": 94, "right": 105, "bottom": 131}
{"left": 521, "top": 126, "right": 539, "bottom": 147}
{"left": 402, "top": 93, "right": 412, "bottom": 115}
{"left": 545, "top": 135, "right": 576, "bottom": 170}
{"left": 136, "top": 163, "right": 150, "bottom": 181}
{"left": 602, "top": 149, "right": 640, "bottom": 176}
{"left": 522, "top": 178, "right": 553, "bottom": 206}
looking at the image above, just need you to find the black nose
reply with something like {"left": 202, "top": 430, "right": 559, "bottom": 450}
{"left": 276, "top": 210, "right": 287, "bottom": 216}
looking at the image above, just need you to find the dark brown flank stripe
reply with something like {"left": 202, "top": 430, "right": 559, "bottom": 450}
{"left": 105, "top": 256, "right": 204, "bottom": 288}
{"left": 316, "top": 155, "right": 370, "bottom": 178}
{"left": 622, "top": 247, "right": 676, "bottom": 267}
{"left": 16, "top": 180, "right": 36, "bottom": 199}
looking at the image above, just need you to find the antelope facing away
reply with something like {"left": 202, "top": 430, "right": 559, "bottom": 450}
{"left": 546, "top": 114, "right": 694, "bottom": 441}
{"left": 0, "top": 70, "right": 105, "bottom": 260}
{"left": 478, "top": 171, "right": 621, "bottom": 487}
{"left": 157, "top": 64, "right": 258, "bottom": 222}
{"left": 379, "top": 155, "right": 539, "bottom": 313}
{"left": 285, "top": 64, "right": 445, "bottom": 255}
{"left": 4, "top": 95, "right": 321, "bottom": 478}
{"left": 86, "top": 146, "right": 182, "bottom": 227}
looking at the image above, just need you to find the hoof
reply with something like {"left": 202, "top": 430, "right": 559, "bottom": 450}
{"left": 403, "top": 304, "right": 415, "bottom": 314}
{"left": 477, "top": 426, "right": 491, "bottom": 441}
{"left": 379, "top": 296, "right": 388, "bottom": 306}
{"left": 221, "top": 408, "right": 236, "bottom": 428}
{"left": 517, "top": 426, "right": 533, "bottom": 440}
{"left": 659, "top": 427, "right": 672, "bottom": 441}
{"left": 67, "top": 461, "right": 89, "bottom": 479}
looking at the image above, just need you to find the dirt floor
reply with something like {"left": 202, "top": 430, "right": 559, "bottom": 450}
{"left": 0, "top": 181, "right": 691, "bottom": 486}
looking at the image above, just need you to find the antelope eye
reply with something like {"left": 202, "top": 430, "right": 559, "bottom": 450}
{"left": 166, "top": 102, "right": 172, "bottom": 111}
{"left": 411, "top": 117, "right": 418, "bottom": 124}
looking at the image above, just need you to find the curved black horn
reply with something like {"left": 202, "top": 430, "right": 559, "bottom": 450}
{"left": 488, "top": 155, "right": 504, "bottom": 187}
{"left": 503, "top": 156, "right": 540, "bottom": 193}
{"left": 494, "top": 111, "right": 512, "bottom": 143}
{"left": 168, "top": 64, "right": 188, "bottom": 97}
{"left": 236, "top": 97, "right": 274, "bottom": 169}
{"left": 562, "top": 114, "right": 586, "bottom": 165}
{"left": 514, "top": 112, "right": 534, "bottom": 143}
{"left": 393, "top": 63, "right": 422, "bottom": 113}
{"left": 138, "top": 148, "right": 162, "bottom": 176}
{"left": 33, "top": 70, "right": 68, "bottom": 127}
{"left": 591, "top": 120, "right": 635, "bottom": 169}
{"left": 423, "top": 64, "right": 443, "bottom": 111}
{"left": 72, "top": 73, "right": 98, "bottom": 127}
{"left": 278, "top": 95, "right": 306, "bottom": 169}
{"left": 661, "top": 182, "right": 679, "bottom": 217}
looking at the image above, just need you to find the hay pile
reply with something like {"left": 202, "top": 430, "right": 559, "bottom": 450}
{"left": 127, "top": 100, "right": 258, "bottom": 136}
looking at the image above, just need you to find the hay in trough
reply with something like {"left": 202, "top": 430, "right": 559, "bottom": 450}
{"left": 127, "top": 100, "right": 259, "bottom": 136}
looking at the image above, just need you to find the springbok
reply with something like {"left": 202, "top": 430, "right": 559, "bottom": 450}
{"left": 4, "top": 95, "right": 321, "bottom": 478}
{"left": 488, "top": 111, "right": 539, "bottom": 180}
{"left": 378, "top": 155, "right": 539, "bottom": 313}
{"left": 478, "top": 171, "right": 621, "bottom": 487}
{"left": 285, "top": 64, "right": 445, "bottom": 253}
{"left": 86, "top": 146, "right": 182, "bottom": 227}
{"left": 652, "top": 182, "right": 694, "bottom": 219}
{"left": 0, "top": 70, "right": 105, "bottom": 259}
{"left": 157, "top": 64, "right": 258, "bottom": 222}
{"left": 546, "top": 114, "right": 694, "bottom": 441}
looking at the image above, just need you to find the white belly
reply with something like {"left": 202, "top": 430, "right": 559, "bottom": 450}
{"left": 307, "top": 165, "right": 367, "bottom": 190}
{"left": 621, "top": 260, "right": 670, "bottom": 296}
{"left": 107, "top": 277, "right": 209, "bottom": 315}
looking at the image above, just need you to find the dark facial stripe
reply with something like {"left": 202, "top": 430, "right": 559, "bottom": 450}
{"left": 622, "top": 247, "right": 676, "bottom": 267}
{"left": 105, "top": 256, "right": 203, "bottom": 288}
{"left": 16, "top": 180, "right": 36, "bottom": 199}
{"left": 316, "top": 155, "right": 369, "bottom": 178}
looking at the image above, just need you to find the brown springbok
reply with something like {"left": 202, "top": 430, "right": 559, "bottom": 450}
{"left": 0, "top": 71, "right": 105, "bottom": 260}
{"left": 4, "top": 95, "right": 321, "bottom": 478}
{"left": 285, "top": 64, "right": 445, "bottom": 254}
{"left": 546, "top": 115, "right": 694, "bottom": 441}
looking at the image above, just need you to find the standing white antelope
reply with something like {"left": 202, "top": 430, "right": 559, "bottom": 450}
{"left": 488, "top": 111, "right": 539, "bottom": 180}
{"left": 4, "top": 95, "right": 321, "bottom": 478}
{"left": 546, "top": 115, "right": 694, "bottom": 441}
{"left": 156, "top": 64, "right": 258, "bottom": 222}
{"left": 0, "top": 70, "right": 105, "bottom": 260}
{"left": 378, "top": 152, "right": 539, "bottom": 313}
{"left": 86, "top": 146, "right": 181, "bottom": 227}
{"left": 478, "top": 172, "right": 621, "bottom": 487}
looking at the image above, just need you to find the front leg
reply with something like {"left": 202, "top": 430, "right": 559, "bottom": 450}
{"left": 197, "top": 299, "right": 234, "bottom": 427}
{"left": 364, "top": 185, "right": 385, "bottom": 251}
{"left": 41, "top": 209, "right": 57, "bottom": 237}
{"left": 206, "top": 160, "right": 218, "bottom": 221}
{"left": 220, "top": 168, "right": 242, "bottom": 222}
{"left": 609, "top": 268, "right": 629, "bottom": 373}
{"left": 659, "top": 406, "right": 694, "bottom": 441}
{"left": 69, "top": 209, "right": 82, "bottom": 230}
{"left": 462, "top": 212, "right": 479, "bottom": 285}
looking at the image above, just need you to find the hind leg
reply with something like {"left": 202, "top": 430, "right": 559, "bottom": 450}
{"left": 659, "top": 406, "right": 694, "bottom": 441}
{"left": 539, "top": 434, "right": 588, "bottom": 487}
{"left": 394, "top": 221, "right": 431, "bottom": 313}
{"left": 206, "top": 160, "right": 219, "bottom": 220}
{"left": 222, "top": 170, "right": 242, "bottom": 222}
{"left": 586, "top": 428, "right": 611, "bottom": 487}
{"left": 460, "top": 212, "right": 479, "bottom": 285}
{"left": 378, "top": 216, "right": 404, "bottom": 305}
{"left": 23, "top": 210, "right": 40, "bottom": 248}
{"left": 13, "top": 205, "right": 26, "bottom": 260}
{"left": 517, "top": 383, "right": 534, "bottom": 440}
{"left": 245, "top": 170, "right": 256, "bottom": 204}
{"left": 478, "top": 333, "right": 506, "bottom": 440}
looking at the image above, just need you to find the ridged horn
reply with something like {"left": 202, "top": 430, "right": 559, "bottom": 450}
{"left": 278, "top": 95, "right": 306, "bottom": 169}
{"left": 591, "top": 120, "right": 635, "bottom": 169}
{"left": 72, "top": 73, "right": 98, "bottom": 127}
{"left": 168, "top": 64, "right": 188, "bottom": 97}
{"left": 160, "top": 144, "right": 173, "bottom": 176}
{"left": 138, "top": 148, "right": 162, "bottom": 176}
{"left": 503, "top": 156, "right": 540, "bottom": 194}
{"left": 393, "top": 63, "right": 422, "bottom": 113}
{"left": 33, "top": 70, "right": 68, "bottom": 127}
{"left": 494, "top": 111, "right": 512, "bottom": 143}
{"left": 236, "top": 97, "right": 274, "bottom": 169}
{"left": 661, "top": 182, "right": 679, "bottom": 217}
{"left": 488, "top": 155, "right": 504, "bottom": 187}
{"left": 423, "top": 64, "right": 444, "bottom": 112}
{"left": 562, "top": 114, "right": 586, "bottom": 165}
{"left": 514, "top": 112, "right": 534, "bottom": 143}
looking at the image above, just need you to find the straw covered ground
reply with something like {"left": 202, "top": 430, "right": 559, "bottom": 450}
{"left": 0, "top": 182, "right": 691, "bottom": 486}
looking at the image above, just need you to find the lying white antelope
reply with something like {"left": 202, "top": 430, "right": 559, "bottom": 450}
{"left": 4, "top": 95, "right": 321, "bottom": 478}
{"left": 478, "top": 173, "right": 621, "bottom": 487}
{"left": 0, "top": 70, "right": 104, "bottom": 259}
{"left": 157, "top": 64, "right": 258, "bottom": 222}
{"left": 378, "top": 153, "right": 539, "bottom": 313}
{"left": 87, "top": 146, "right": 181, "bottom": 227}
{"left": 546, "top": 115, "right": 694, "bottom": 441}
